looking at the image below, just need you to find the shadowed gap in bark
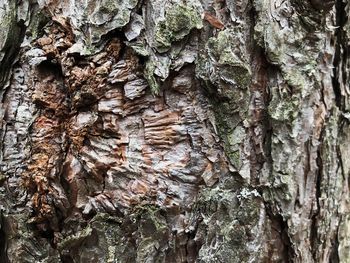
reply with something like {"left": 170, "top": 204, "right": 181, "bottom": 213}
{"left": 0, "top": 18, "right": 26, "bottom": 89}
{"left": 265, "top": 205, "right": 295, "bottom": 263}
{"left": 0, "top": 212, "right": 9, "bottom": 263}
{"left": 310, "top": 127, "right": 324, "bottom": 260}
{"left": 332, "top": 0, "right": 347, "bottom": 109}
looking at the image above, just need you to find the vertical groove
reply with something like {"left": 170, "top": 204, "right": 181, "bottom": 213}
{"left": 0, "top": 213, "right": 8, "bottom": 263}
{"left": 332, "top": 0, "right": 347, "bottom": 109}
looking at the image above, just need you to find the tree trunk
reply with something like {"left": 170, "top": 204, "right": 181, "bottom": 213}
{"left": 0, "top": 0, "right": 349, "bottom": 262}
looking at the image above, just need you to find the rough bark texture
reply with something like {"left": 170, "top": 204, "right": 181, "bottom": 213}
{"left": 0, "top": 0, "right": 349, "bottom": 262}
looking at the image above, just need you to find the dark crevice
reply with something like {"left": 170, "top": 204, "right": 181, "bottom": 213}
{"left": 0, "top": 213, "right": 9, "bottom": 263}
{"left": 34, "top": 225, "right": 55, "bottom": 243}
{"left": 332, "top": 0, "right": 347, "bottom": 109}
{"left": 291, "top": 0, "right": 326, "bottom": 31}
{"left": 99, "top": 28, "right": 128, "bottom": 52}
{"left": 36, "top": 60, "right": 64, "bottom": 78}
{"left": 326, "top": 1, "right": 348, "bottom": 262}
{"left": 309, "top": 0, "right": 335, "bottom": 12}
{"left": 250, "top": 4, "right": 297, "bottom": 261}
{"left": 186, "top": 215, "right": 201, "bottom": 262}
{"left": 329, "top": 217, "right": 341, "bottom": 263}
{"left": 310, "top": 126, "right": 324, "bottom": 261}
{"left": 332, "top": 146, "right": 345, "bottom": 260}
{"left": 248, "top": 3, "right": 270, "bottom": 186}
{"left": 0, "top": 15, "right": 26, "bottom": 90}
{"left": 337, "top": 144, "right": 346, "bottom": 183}
{"left": 303, "top": 139, "right": 311, "bottom": 192}
{"left": 60, "top": 254, "right": 74, "bottom": 263}
{"left": 265, "top": 205, "right": 295, "bottom": 263}
{"left": 261, "top": 65, "right": 280, "bottom": 188}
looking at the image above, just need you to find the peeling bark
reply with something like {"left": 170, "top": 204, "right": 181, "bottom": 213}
{"left": 0, "top": 0, "right": 349, "bottom": 262}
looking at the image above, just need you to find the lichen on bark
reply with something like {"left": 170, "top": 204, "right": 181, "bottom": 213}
{"left": 0, "top": 0, "right": 350, "bottom": 262}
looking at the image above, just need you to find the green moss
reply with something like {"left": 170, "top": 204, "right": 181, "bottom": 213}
{"left": 154, "top": 5, "right": 202, "bottom": 52}
{"left": 269, "top": 92, "right": 300, "bottom": 122}
{"left": 195, "top": 30, "right": 251, "bottom": 167}
{"left": 228, "top": 151, "right": 241, "bottom": 168}
{"left": 127, "top": 41, "right": 149, "bottom": 56}
{"left": 27, "top": 10, "right": 49, "bottom": 39}
{"left": 262, "top": 171, "right": 293, "bottom": 205}
{"left": 57, "top": 226, "right": 93, "bottom": 250}
{"left": 137, "top": 237, "right": 156, "bottom": 257}
{"left": 144, "top": 60, "right": 160, "bottom": 95}
{"left": 85, "top": 44, "right": 97, "bottom": 56}
{"left": 195, "top": 53, "right": 216, "bottom": 86}
{"left": 88, "top": 0, "right": 138, "bottom": 43}
{"left": 254, "top": 3, "right": 321, "bottom": 95}
{"left": 264, "top": 25, "right": 284, "bottom": 63}
{"left": 99, "top": 0, "right": 119, "bottom": 13}
{"left": 206, "top": 29, "right": 252, "bottom": 88}
{"left": 132, "top": 204, "right": 167, "bottom": 233}
{"left": 236, "top": 198, "right": 260, "bottom": 223}
{"left": 282, "top": 69, "right": 308, "bottom": 91}
{"left": 195, "top": 187, "right": 263, "bottom": 263}
{"left": 130, "top": 205, "right": 168, "bottom": 262}
{"left": 209, "top": 98, "right": 247, "bottom": 168}
{"left": 57, "top": 213, "right": 137, "bottom": 262}
{"left": 0, "top": 1, "right": 23, "bottom": 88}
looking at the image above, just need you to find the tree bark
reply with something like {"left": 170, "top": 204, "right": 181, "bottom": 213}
{"left": 0, "top": 0, "right": 349, "bottom": 262}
